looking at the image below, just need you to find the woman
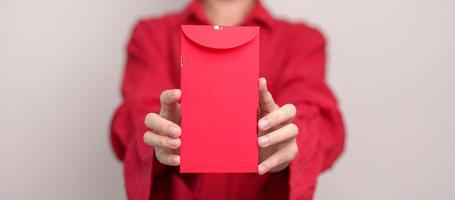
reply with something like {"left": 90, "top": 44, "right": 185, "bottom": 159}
{"left": 111, "top": 0, "right": 345, "bottom": 199}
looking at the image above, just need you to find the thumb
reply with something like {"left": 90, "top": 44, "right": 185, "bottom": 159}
{"left": 159, "top": 89, "right": 181, "bottom": 122}
{"left": 259, "top": 78, "right": 279, "bottom": 113}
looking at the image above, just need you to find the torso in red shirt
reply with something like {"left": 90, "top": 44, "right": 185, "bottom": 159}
{"left": 111, "top": 1, "right": 345, "bottom": 200}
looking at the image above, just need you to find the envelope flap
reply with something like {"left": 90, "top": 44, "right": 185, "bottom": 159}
{"left": 182, "top": 25, "right": 259, "bottom": 49}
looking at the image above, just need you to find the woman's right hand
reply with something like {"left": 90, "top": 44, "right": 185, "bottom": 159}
{"left": 143, "top": 89, "right": 182, "bottom": 166}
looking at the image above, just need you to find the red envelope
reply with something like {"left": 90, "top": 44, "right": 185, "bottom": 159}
{"left": 180, "top": 25, "right": 259, "bottom": 173}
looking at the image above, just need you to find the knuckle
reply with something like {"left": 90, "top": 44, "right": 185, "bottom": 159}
{"left": 155, "top": 151, "right": 165, "bottom": 164}
{"left": 160, "top": 90, "right": 169, "bottom": 101}
{"left": 168, "top": 156, "right": 176, "bottom": 165}
{"left": 144, "top": 131, "right": 166, "bottom": 147}
{"left": 267, "top": 134, "right": 276, "bottom": 144}
{"left": 158, "top": 156, "right": 167, "bottom": 165}
{"left": 275, "top": 156, "right": 285, "bottom": 166}
{"left": 159, "top": 138, "right": 168, "bottom": 147}
{"left": 160, "top": 121, "right": 170, "bottom": 133}
{"left": 269, "top": 111, "right": 281, "bottom": 122}
{"left": 267, "top": 159, "right": 276, "bottom": 168}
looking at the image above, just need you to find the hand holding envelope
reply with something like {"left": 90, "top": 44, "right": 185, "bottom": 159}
{"left": 143, "top": 77, "right": 299, "bottom": 174}
{"left": 143, "top": 25, "right": 299, "bottom": 174}
{"left": 256, "top": 78, "right": 299, "bottom": 175}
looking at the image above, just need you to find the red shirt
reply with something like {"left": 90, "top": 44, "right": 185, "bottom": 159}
{"left": 110, "top": 1, "right": 345, "bottom": 199}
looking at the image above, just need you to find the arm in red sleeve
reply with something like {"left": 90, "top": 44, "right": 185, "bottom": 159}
{"left": 110, "top": 20, "right": 177, "bottom": 200}
{"left": 273, "top": 24, "right": 346, "bottom": 200}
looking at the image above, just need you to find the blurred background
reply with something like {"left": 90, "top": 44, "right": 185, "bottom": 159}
{"left": 1, "top": 0, "right": 454, "bottom": 199}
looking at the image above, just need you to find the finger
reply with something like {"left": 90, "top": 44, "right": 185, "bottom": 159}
{"left": 258, "top": 141, "right": 299, "bottom": 175}
{"left": 143, "top": 131, "right": 181, "bottom": 149}
{"left": 144, "top": 113, "right": 181, "bottom": 138}
{"left": 160, "top": 89, "right": 182, "bottom": 115}
{"left": 155, "top": 149, "right": 180, "bottom": 166}
{"left": 259, "top": 78, "right": 279, "bottom": 113}
{"left": 258, "top": 104, "right": 297, "bottom": 131}
{"left": 258, "top": 123, "right": 299, "bottom": 147}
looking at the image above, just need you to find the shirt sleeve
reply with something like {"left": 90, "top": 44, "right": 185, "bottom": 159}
{"left": 272, "top": 24, "right": 346, "bottom": 200}
{"left": 110, "top": 20, "right": 176, "bottom": 199}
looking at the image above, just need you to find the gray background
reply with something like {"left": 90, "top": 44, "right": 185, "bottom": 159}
{"left": 1, "top": 0, "right": 454, "bottom": 199}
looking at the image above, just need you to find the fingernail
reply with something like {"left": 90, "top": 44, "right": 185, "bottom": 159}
{"left": 259, "top": 78, "right": 267, "bottom": 90}
{"left": 169, "top": 126, "right": 181, "bottom": 137}
{"left": 258, "top": 165, "right": 267, "bottom": 175}
{"left": 258, "top": 118, "right": 270, "bottom": 130}
{"left": 168, "top": 139, "right": 181, "bottom": 147}
{"left": 258, "top": 136, "right": 270, "bottom": 146}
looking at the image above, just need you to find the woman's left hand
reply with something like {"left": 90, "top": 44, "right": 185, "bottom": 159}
{"left": 257, "top": 78, "right": 299, "bottom": 175}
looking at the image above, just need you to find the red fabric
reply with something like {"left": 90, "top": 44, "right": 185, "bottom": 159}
{"left": 110, "top": 1, "right": 345, "bottom": 199}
